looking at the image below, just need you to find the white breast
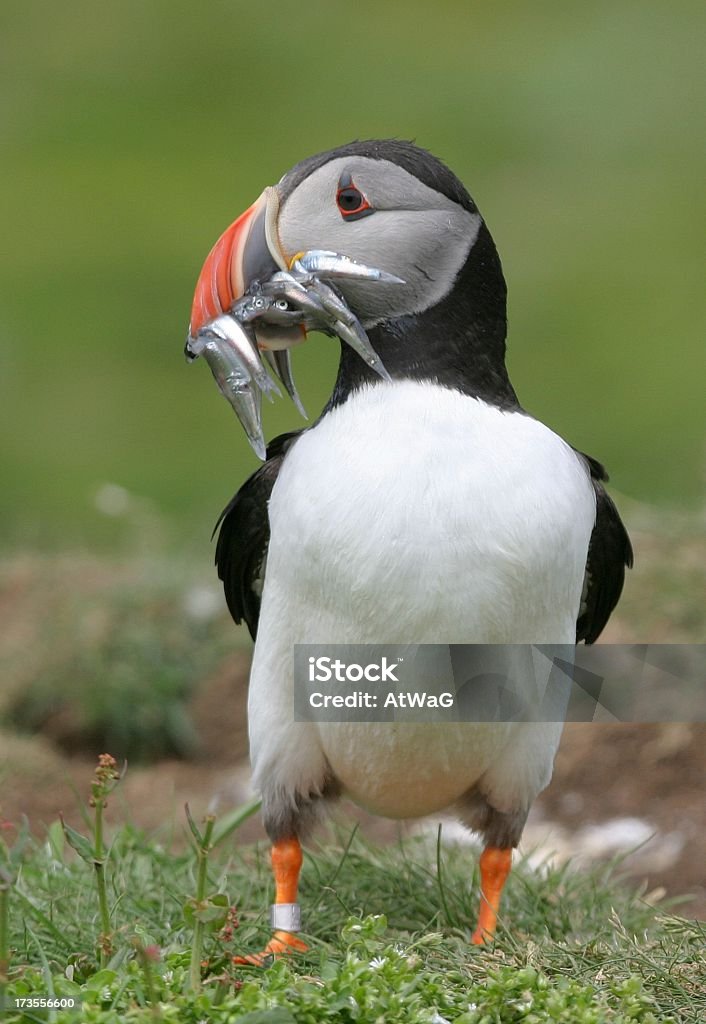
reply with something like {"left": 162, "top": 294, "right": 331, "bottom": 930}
{"left": 247, "top": 381, "right": 596, "bottom": 819}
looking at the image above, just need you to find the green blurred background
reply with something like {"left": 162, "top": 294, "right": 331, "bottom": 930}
{"left": 1, "top": 0, "right": 704, "bottom": 556}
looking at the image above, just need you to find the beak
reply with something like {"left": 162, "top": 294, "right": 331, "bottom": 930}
{"left": 187, "top": 186, "right": 310, "bottom": 459}
{"left": 189, "top": 186, "right": 287, "bottom": 338}
{"left": 186, "top": 185, "right": 398, "bottom": 460}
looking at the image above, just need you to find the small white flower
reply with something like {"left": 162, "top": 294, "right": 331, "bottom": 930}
{"left": 369, "top": 956, "right": 387, "bottom": 969}
{"left": 429, "top": 1014, "right": 451, "bottom": 1024}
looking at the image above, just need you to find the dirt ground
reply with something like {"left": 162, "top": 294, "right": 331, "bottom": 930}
{"left": 2, "top": 647, "right": 704, "bottom": 919}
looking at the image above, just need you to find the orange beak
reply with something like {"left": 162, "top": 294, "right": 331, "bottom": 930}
{"left": 188, "top": 186, "right": 287, "bottom": 338}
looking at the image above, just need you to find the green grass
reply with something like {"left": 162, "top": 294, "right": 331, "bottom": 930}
{"left": 1, "top": 791, "right": 704, "bottom": 1023}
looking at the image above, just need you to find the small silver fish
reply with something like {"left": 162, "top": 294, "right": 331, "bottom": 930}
{"left": 262, "top": 348, "right": 308, "bottom": 419}
{"left": 307, "top": 278, "right": 358, "bottom": 326}
{"left": 260, "top": 272, "right": 329, "bottom": 319}
{"left": 332, "top": 318, "right": 391, "bottom": 381}
{"left": 232, "top": 292, "right": 307, "bottom": 327}
{"left": 305, "top": 278, "right": 391, "bottom": 380}
{"left": 186, "top": 249, "right": 403, "bottom": 459}
{"left": 206, "top": 314, "right": 281, "bottom": 399}
{"left": 199, "top": 338, "right": 266, "bottom": 459}
{"left": 294, "top": 250, "right": 405, "bottom": 285}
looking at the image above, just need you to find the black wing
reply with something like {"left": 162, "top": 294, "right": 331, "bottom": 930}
{"left": 575, "top": 453, "right": 634, "bottom": 644}
{"left": 214, "top": 431, "right": 302, "bottom": 640}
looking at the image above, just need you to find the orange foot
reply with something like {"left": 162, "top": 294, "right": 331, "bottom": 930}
{"left": 470, "top": 845, "right": 512, "bottom": 946}
{"left": 233, "top": 929, "right": 308, "bottom": 966}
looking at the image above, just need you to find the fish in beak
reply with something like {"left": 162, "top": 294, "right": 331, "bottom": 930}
{"left": 186, "top": 187, "right": 404, "bottom": 459}
{"left": 186, "top": 187, "right": 305, "bottom": 458}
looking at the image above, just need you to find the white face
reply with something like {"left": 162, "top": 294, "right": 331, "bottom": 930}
{"left": 274, "top": 156, "right": 482, "bottom": 326}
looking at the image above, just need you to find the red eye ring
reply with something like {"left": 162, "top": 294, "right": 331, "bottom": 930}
{"left": 336, "top": 180, "right": 373, "bottom": 221}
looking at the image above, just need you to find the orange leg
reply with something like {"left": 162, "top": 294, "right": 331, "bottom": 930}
{"left": 471, "top": 845, "right": 512, "bottom": 945}
{"left": 233, "top": 837, "right": 308, "bottom": 965}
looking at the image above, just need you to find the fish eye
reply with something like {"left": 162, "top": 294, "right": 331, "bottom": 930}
{"left": 336, "top": 179, "right": 373, "bottom": 221}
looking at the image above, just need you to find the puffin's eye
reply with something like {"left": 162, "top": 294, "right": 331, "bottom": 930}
{"left": 336, "top": 180, "right": 373, "bottom": 221}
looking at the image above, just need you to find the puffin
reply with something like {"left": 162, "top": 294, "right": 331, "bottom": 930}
{"left": 187, "top": 140, "right": 633, "bottom": 962}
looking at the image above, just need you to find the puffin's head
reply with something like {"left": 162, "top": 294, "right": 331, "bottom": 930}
{"left": 189, "top": 140, "right": 504, "bottom": 348}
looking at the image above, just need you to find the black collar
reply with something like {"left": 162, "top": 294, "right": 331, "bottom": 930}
{"left": 324, "top": 221, "right": 520, "bottom": 413}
